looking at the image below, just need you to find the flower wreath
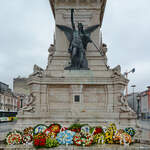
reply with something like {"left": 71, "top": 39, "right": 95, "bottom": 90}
{"left": 22, "top": 134, "right": 33, "bottom": 144}
{"left": 23, "top": 127, "right": 33, "bottom": 135}
{"left": 60, "top": 127, "right": 68, "bottom": 132}
{"left": 6, "top": 130, "right": 22, "bottom": 145}
{"left": 114, "top": 129, "right": 125, "bottom": 143}
{"left": 33, "top": 124, "right": 47, "bottom": 135}
{"left": 94, "top": 133, "right": 105, "bottom": 144}
{"left": 105, "top": 127, "right": 115, "bottom": 144}
{"left": 124, "top": 127, "right": 136, "bottom": 137}
{"left": 73, "top": 133, "right": 93, "bottom": 146}
{"left": 56, "top": 130, "right": 76, "bottom": 145}
{"left": 46, "top": 137, "right": 60, "bottom": 148}
{"left": 33, "top": 133, "right": 46, "bottom": 147}
{"left": 119, "top": 133, "right": 132, "bottom": 145}
{"left": 92, "top": 126, "right": 103, "bottom": 135}
{"left": 48, "top": 123, "right": 61, "bottom": 134}
{"left": 68, "top": 123, "right": 86, "bottom": 133}
{"left": 44, "top": 130, "right": 57, "bottom": 139}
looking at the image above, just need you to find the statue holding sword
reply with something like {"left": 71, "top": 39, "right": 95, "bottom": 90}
{"left": 57, "top": 9, "right": 104, "bottom": 70}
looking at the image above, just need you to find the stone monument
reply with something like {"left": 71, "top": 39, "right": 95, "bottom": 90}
{"left": 16, "top": 0, "right": 137, "bottom": 129}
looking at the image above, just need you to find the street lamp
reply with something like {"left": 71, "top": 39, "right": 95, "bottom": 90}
{"left": 131, "top": 85, "right": 136, "bottom": 111}
{"left": 124, "top": 68, "right": 135, "bottom": 96}
{"left": 136, "top": 94, "right": 141, "bottom": 119}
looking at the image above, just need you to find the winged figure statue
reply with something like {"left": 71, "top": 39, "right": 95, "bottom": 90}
{"left": 57, "top": 9, "right": 99, "bottom": 70}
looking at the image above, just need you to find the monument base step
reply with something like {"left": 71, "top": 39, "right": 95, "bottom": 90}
{"left": 14, "top": 112, "right": 137, "bottom": 131}
{"left": 0, "top": 144, "right": 150, "bottom": 150}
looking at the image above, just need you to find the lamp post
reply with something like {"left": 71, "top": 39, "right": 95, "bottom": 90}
{"left": 124, "top": 68, "right": 135, "bottom": 96}
{"left": 136, "top": 94, "right": 141, "bottom": 119}
{"left": 131, "top": 85, "right": 136, "bottom": 111}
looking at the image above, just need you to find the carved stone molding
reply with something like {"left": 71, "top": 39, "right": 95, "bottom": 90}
{"left": 49, "top": 0, "right": 107, "bottom": 27}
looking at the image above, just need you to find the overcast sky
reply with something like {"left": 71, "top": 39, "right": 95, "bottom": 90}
{"left": 0, "top": 0, "right": 150, "bottom": 93}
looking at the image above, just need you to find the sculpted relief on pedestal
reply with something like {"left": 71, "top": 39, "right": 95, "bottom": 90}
{"left": 29, "top": 65, "right": 44, "bottom": 78}
{"left": 19, "top": 93, "right": 36, "bottom": 114}
{"left": 119, "top": 93, "right": 135, "bottom": 114}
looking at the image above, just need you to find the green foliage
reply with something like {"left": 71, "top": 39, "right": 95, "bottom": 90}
{"left": 33, "top": 124, "right": 47, "bottom": 135}
{"left": 68, "top": 123, "right": 88, "bottom": 130}
{"left": 46, "top": 138, "right": 59, "bottom": 148}
{"left": 90, "top": 127, "right": 95, "bottom": 134}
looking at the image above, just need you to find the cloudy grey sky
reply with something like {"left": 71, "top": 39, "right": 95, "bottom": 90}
{"left": 0, "top": 0, "right": 150, "bottom": 93}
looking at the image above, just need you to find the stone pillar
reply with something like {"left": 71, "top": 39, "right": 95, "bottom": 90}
{"left": 106, "top": 85, "right": 114, "bottom": 112}
{"left": 53, "top": 0, "right": 105, "bottom": 52}
{"left": 40, "top": 85, "right": 48, "bottom": 113}
{"left": 147, "top": 86, "right": 150, "bottom": 112}
{"left": 13, "top": 98, "right": 15, "bottom": 112}
{"left": 30, "top": 83, "right": 41, "bottom": 112}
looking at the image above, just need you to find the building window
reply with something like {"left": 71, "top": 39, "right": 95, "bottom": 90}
{"left": 74, "top": 95, "right": 80, "bottom": 103}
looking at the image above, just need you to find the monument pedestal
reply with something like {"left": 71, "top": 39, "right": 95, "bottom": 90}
{"left": 15, "top": 69, "right": 137, "bottom": 130}
{"left": 15, "top": 0, "right": 138, "bottom": 131}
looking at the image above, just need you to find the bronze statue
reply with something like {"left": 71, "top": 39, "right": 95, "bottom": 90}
{"left": 57, "top": 9, "right": 99, "bottom": 70}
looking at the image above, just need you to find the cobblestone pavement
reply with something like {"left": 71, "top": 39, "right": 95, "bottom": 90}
{"left": 138, "top": 119, "right": 150, "bottom": 130}
{"left": 0, "top": 121, "right": 16, "bottom": 133}
{"left": 0, "top": 121, "right": 17, "bottom": 141}
{"left": 137, "top": 119, "right": 150, "bottom": 143}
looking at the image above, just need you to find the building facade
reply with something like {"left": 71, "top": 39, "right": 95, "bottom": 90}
{"left": 127, "top": 87, "right": 150, "bottom": 119}
{"left": 140, "top": 87, "right": 150, "bottom": 119}
{"left": 0, "top": 82, "right": 18, "bottom": 112}
{"left": 13, "top": 77, "right": 30, "bottom": 110}
{"left": 13, "top": 77, "right": 30, "bottom": 95}
{"left": 127, "top": 92, "right": 139, "bottom": 113}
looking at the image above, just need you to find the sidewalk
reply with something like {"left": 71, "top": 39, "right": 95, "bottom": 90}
{"left": 0, "top": 144, "right": 150, "bottom": 150}
{"left": 138, "top": 119, "right": 150, "bottom": 130}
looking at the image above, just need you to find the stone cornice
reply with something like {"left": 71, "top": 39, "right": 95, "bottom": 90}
{"left": 100, "top": 0, "right": 107, "bottom": 27}
{"left": 49, "top": 0, "right": 107, "bottom": 27}
{"left": 28, "top": 76, "right": 127, "bottom": 86}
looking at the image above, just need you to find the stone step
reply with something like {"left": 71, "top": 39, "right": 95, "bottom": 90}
{"left": 45, "top": 70, "right": 112, "bottom": 78}
{"left": 54, "top": 50, "right": 104, "bottom": 57}
{"left": 1, "top": 144, "right": 149, "bottom": 150}
{"left": 49, "top": 58, "right": 107, "bottom": 66}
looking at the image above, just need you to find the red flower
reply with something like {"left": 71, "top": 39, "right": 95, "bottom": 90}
{"left": 61, "top": 127, "right": 68, "bottom": 132}
{"left": 34, "top": 137, "right": 46, "bottom": 147}
{"left": 93, "top": 127, "right": 103, "bottom": 135}
{"left": 34, "top": 139, "right": 40, "bottom": 146}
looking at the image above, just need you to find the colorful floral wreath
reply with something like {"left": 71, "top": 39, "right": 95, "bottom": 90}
{"left": 94, "top": 133, "right": 105, "bottom": 144}
{"left": 73, "top": 133, "right": 93, "bottom": 146}
{"left": 114, "top": 129, "right": 125, "bottom": 143}
{"left": 120, "top": 133, "right": 132, "bottom": 145}
{"left": 124, "top": 127, "right": 136, "bottom": 137}
{"left": 68, "top": 124, "right": 84, "bottom": 133}
{"left": 109, "top": 123, "right": 117, "bottom": 131}
{"left": 22, "top": 134, "right": 33, "bottom": 144}
{"left": 92, "top": 126, "right": 103, "bottom": 135}
{"left": 45, "top": 131, "right": 57, "bottom": 139}
{"left": 6, "top": 130, "right": 22, "bottom": 145}
{"left": 105, "top": 127, "right": 116, "bottom": 144}
{"left": 46, "top": 137, "right": 60, "bottom": 148}
{"left": 48, "top": 124, "right": 61, "bottom": 134}
{"left": 33, "top": 133, "right": 46, "bottom": 147}
{"left": 81, "top": 126, "right": 90, "bottom": 134}
{"left": 33, "top": 124, "right": 47, "bottom": 135}
{"left": 5, "top": 122, "right": 137, "bottom": 147}
{"left": 60, "top": 127, "right": 68, "bottom": 132}
{"left": 56, "top": 130, "right": 76, "bottom": 145}
{"left": 44, "top": 128, "right": 53, "bottom": 136}
{"left": 23, "top": 127, "right": 33, "bottom": 135}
